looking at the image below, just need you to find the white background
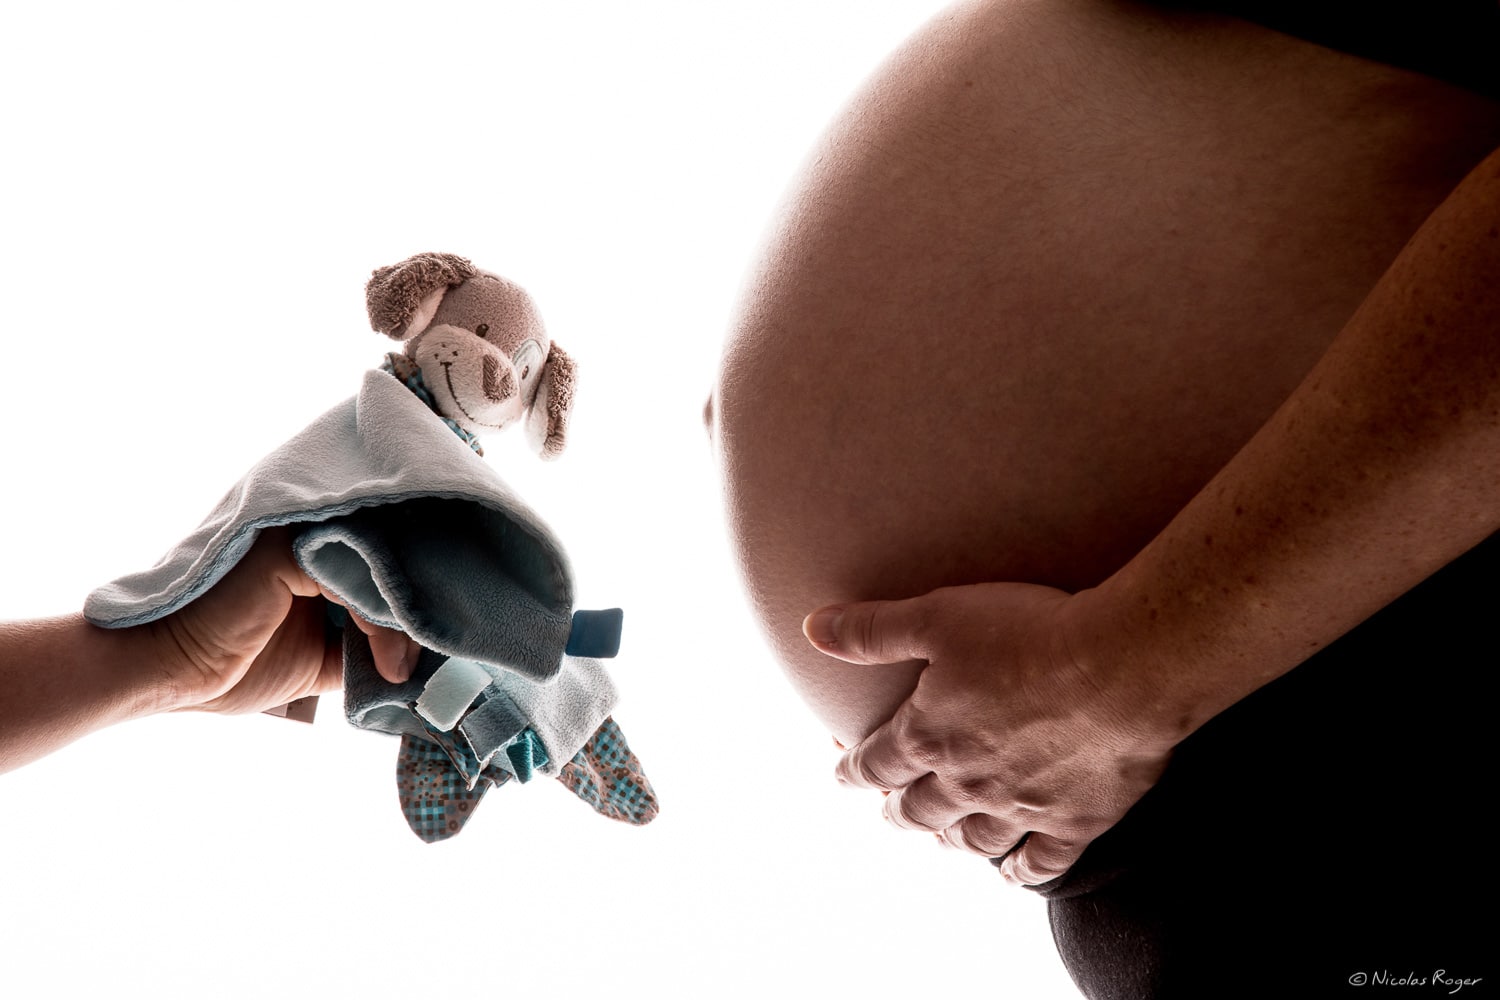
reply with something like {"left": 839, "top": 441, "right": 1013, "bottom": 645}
{"left": 0, "top": 3, "right": 1078, "bottom": 997}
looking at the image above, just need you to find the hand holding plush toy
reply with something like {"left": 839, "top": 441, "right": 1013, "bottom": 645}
{"left": 85, "top": 251, "right": 654, "bottom": 843}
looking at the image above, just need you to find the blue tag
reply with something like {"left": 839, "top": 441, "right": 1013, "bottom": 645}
{"left": 566, "top": 608, "right": 624, "bottom": 658}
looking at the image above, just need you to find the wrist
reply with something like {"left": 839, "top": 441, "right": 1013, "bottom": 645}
{"left": 1059, "top": 576, "right": 1239, "bottom": 751}
{"left": 0, "top": 615, "right": 182, "bottom": 774}
{"left": 91, "top": 617, "right": 189, "bottom": 719}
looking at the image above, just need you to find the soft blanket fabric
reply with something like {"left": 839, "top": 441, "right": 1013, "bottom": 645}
{"left": 341, "top": 627, "right": 619, "bottom": 781}
{"left": 85, "top": 368, "right": 574, "bottom": 682}
{"left": 82, "top": 368, "right": 656, "bottom": 840}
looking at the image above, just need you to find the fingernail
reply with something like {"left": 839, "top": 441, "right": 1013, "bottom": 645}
{"left": 803, "top": 608, "right": 843, "bottom": 645}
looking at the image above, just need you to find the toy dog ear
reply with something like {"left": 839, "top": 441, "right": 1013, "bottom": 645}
{"left": 556, "top": 716, "right": 659, "bottom": 826}
{"left": 526, "top": 342, "right": 576, "bottom": 460}
{"left": 366, "top": 252, "right": 477, "bottom": 340}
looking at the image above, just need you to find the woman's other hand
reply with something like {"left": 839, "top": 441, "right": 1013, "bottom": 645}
{"left": 805, "top": 582, "right": 1175, "bottom": 886}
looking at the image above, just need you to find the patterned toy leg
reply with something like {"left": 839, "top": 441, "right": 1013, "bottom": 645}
{"left": 556, "top": 716, "right": 659, "bottom": 825}
{"left": 396, "top": 734, "right": 510, "bottom": 843}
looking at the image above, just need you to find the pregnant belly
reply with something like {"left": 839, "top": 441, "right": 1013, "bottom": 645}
{"left": 711, "top": 0, "right": 1500, "bottom": 744}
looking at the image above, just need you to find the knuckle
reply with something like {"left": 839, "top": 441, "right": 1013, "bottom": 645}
{"left": 940, "top": 824, "right": 969, "bottom": 852}
{"left": 890, "top": 784, "right": 944, "bottom": 833}
{"left": 1012, "top": 854, "right": 1060, "bottom": 886}
{"left": 855, "top": 756, "right": 888, "bottom": 788}
{"left": 960, "top": 827, "right": 1004, "bottom": 858}
{"left": 901, "top": 724, "right": 978, "bottom": 779}
{"left": 854, "top": 598, "right": 936, "bottom": 663}
{"left": 883, "top": 790, "right": 921, "bottom": 830}
{"left": 851, "top": 603, "right": 892, "bottom": 661}
{"left": 1015, "top": 838, "right": 1081, "bottom": 885}
{"left": 943, "top": 818, "right": 983, "bottom": 856}
{"left": 906, "top": 733, "right": 947, "bottom": 771}
{"left": 841, "top": 744, "right": 890, "bottom": 789}
{"left": 970, "top": 815, "right": 1026, "bottom": 858}
{"left": 895, "top": 709, "right": 951, "bottom": 768}
{"left": 951, "top": 775, "right": 999, "bottom": 808}
{"left": 838, "top": 758, "right": 865, "bottom": 786}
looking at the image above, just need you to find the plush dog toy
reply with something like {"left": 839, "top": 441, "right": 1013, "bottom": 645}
{"left": 86, "top": 252, "right": 655, "bottom": 843}
{"left": 365, "top": 252, "right": 574, "bottom": 458}
{"left": 356, "top": 252, "right": 657, "bottom": 842}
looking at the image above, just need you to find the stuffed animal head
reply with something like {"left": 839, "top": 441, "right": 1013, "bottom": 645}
{"left": 366, "top": 252, "right": 576, "bottom": 458}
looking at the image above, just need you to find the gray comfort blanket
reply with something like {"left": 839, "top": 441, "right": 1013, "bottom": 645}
{"left": 85, "top": 368, "right": 657, "bottom": 841}
{"left": 86, "top": 369, "right": 578, "bottom": 680}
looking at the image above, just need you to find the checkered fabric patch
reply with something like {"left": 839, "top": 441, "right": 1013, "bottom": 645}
{"left": 419, "top": 717, "right": 485, "bottom": 789}
{"left": 557, "top": 716, "right": 659, "bottom": 826}
{"left": 396, "top": 734, "right": 510, "bottom": 843}
{"left": 379, "top": 353, "right": 484, "bottom": 455}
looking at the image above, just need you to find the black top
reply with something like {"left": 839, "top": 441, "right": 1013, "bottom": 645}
{"left": 1174, "top": 0, "right": 1500, "bottom": 99}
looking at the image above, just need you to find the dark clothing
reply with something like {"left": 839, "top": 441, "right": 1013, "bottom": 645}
{"left": 1026, "top": 534, "right": 1497, "bottom": 998}
{"left": 1169, "top": 0, "right": 1500, "bottom": 99}
{"left": 1016, "top": 7, "right": 1499, "bottom": 996}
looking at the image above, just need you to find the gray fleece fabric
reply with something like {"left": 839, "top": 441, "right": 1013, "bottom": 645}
{"left": 342, "top": 628, "right": 618, "bottom": 780}
{"left": 85, "top": 367, "right": 624, "bottom": 768}
{"left": 85, "top": 368, "right": 577, "bottom": 683}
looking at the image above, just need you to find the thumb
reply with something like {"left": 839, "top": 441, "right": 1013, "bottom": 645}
{"left": 802, "top": 597, "right": 931, "bottom": 665}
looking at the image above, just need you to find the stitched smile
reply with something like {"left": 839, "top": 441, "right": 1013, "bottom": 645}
{"left": 442, "top": 363, "right": 509, "bottom": 429}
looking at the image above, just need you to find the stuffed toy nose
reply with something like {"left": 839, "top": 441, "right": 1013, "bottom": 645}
{"left": 481, "top": 353, "right": 517, "bottom": 402}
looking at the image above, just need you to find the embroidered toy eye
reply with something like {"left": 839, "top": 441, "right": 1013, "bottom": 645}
{"left": 475, "top": 323, "right": 490, "bottom": 337}
{"left": 511, "top": 340, "right": 544, "bottom": 383}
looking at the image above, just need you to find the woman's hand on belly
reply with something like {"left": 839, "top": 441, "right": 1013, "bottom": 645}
{"left": 804, "top": 581, "right": 1173, "bottom": 886}
{"left": 714, "top": 0, "right": 1500, "bottom": 880}
{"left": 713, "top": 0, "right": 1500, "bottom": 756}
{"left": 799, "top": 141, "right": 1500, "bottom": 886}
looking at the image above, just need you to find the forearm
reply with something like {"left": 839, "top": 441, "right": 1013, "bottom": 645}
{"left": 0, "top": 615, "right": 180, "bottom": 774}
{"left": 1083, "top": 145, "right": 1500, "bottom": 743}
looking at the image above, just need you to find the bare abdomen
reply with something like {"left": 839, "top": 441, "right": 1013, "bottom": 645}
{"left": 712, "top": 0, "right": 1500, "bottom": 743}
